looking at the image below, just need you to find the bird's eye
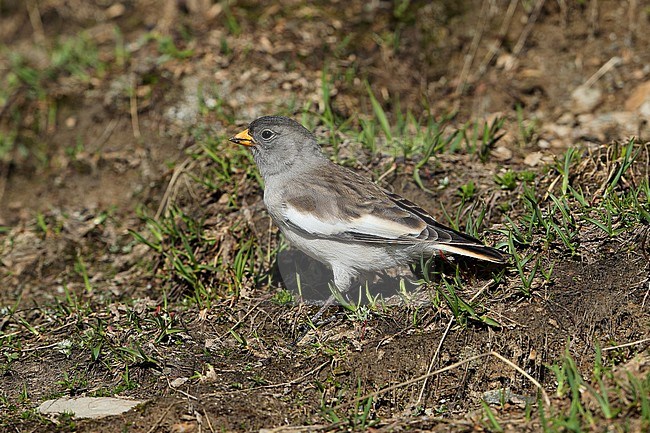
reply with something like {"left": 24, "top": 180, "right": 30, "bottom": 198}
{"left": 261, "top": 129, "right": 274, "bottom": 140}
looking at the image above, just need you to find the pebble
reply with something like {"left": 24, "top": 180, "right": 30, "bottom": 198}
{"left": 170, "top": 377, "right": 189, "bottom": 388}
{"left": 624, "top": 81, "right": 650, "bottom": 120}
{"left": 556, "top": 112, "right": 575, "bottom": 125}
{"left": 38, "top": 397, "right": 144, "bottom": 419}
{"left": 65, "top": 116, "right": 77, "bottom": 128}
{"left": 491, "top": 146, "right": 513, "bottom": 161}
{"left": 524, "top": 151, "right": 544, "bottom": 167}
{"left": 571, "top": 85, "right": 603, "bottom": 113}
{"left": 105, "top": 3, "right": 125, "bottom": 19}
{"left": 544, "top": 123, "right": 572, "bottom": 139}
{"left": 574, "top": 111, "right": 640, "bottom": 141}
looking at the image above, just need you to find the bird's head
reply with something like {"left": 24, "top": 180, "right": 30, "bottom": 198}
{"left": 229, "top": 116, "right": 323, "bottom": 179}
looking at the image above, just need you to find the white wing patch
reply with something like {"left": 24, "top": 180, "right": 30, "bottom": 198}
{"left": 283, "top": 205, "right": 421, "bottom": 239}
{"left": 283, "top": 206, "right": 349, "bottom": 235}
{"left": 349, "top": 214, "right": 419, "bottom": 238}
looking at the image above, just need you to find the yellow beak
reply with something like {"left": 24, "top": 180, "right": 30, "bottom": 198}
{"left": 229, "top": 128, "right": 255, "bottom": 147}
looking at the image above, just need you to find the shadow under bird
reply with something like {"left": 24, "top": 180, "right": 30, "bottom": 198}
{"left": 230, "top": 116, "right": 507, "bottom": 320}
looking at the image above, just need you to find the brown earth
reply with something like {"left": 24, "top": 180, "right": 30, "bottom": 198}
{"left": 1, "top": 1, "right": 650, "bottom": 432}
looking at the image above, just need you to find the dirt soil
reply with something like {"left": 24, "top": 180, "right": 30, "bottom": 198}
{"left": 1, "top": 1, "right": 650, "bottom": 432}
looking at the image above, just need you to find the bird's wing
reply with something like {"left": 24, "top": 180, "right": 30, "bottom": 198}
{"left": 280, "top": 163, "right": 506, "bottom": 263}
{"left": 279, "top": 163, "right": 423, "bottom": 239}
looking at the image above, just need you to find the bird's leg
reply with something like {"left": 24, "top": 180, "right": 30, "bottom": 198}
{"left": 309, "top": 266, "right": 353, "bottom": 323}
{"left": 309, "top": 290, "right": 338, "bottom": 324}
{"left": 294, "top": 267, "right": 355, "bottom": 345}
{"left": 292, "top": 288, "right": 338, "bottom": 346}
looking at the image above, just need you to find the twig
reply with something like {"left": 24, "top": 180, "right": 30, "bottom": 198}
{"left": 20, "top": 341, "right": 62, "bottom": 352}
{"left": 513, "top": 0, "right": 546, "bottom": 56}
{"left": 376, "top": 162, "right": 396, "bottom": 184}
{"left": 588, "top": 0, "right": 599, "bottom": 39}
{"left": 454, "top": 0, "right": 489, "bottom": 98}
{"left": 602, "top": 337, "right": 650, "bottom": 352}
{"left": 87, "top": 118, "right": 119, "bottom": 151}
{"left": 146, "top": 401, "right": 178, "bottom": 433}
{"left": 416, "top": 315, "right": 453, "bottom": 406}
{"left": 475, "top": 0, "right": 518, "bottom": 79}
{"left": 203, "top": 408, "right": 216, "bottom": 433}
{"left": 582, "top": 56, "right": 622, "bottom": 89}
{"left": 628, "top": 0, "right": 638, "bottom": 45}
{"left": 26, "top": 0, "right": 45, "bottom": 44}
{"left": 259, "top": 425, "right": 332, "bottom": 433}
{"left": 0, "top": 162, "right": 8, "bottom": 212}
{"left": 257, "top": 361, "right": 329, "bottom": 389}
{"left": 417, "top": 280, "right": 495, "bottom": 405}
{"left": 217, "top": 298, "right": 267, "bottom": 341}
{"left": 490, "top": 351, "right": 548, "bottom": 405}
{"left": 166, "top": 377, "right": 198, "bottom": 401}
{"left": 332, "top": 350, "right": 550, "bottom": 412}
{"left": 155, "top": 157, "right": 195, "bottom": 219}
{"left": 557, "top": 0, "right": 568, "bottom": 28}
{"left": 129, "top": 78, "right": 141, "bottom": 140}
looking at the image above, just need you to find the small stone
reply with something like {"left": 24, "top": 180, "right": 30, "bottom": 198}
{"left": 639, "top": 101, "right": 650, "bottom": 120}
{"left": 203, "top": 364, "right": 217, "bottom": 382}
{"left": 170, "top": 377, "right": 189, "bottom": 388}
{"left": 105, "top": 3, "right": 125, "bottom": 19}
{"left": 550, "top": 139, "right": 566, "bottom": 149}
{"left": 556, "top": 113, "right": 574, "bottom": 125}
{"left": 576, "top": 113, "right": 595, "bottom": 124}
{"left": 207, "top": 4, "right": 223, "bottom": 19}
{"left": 171, "top": 422, "right": 197, "bottom": 433}
{"left": 204, "top": 338, "right": 218, "bottom": 350}
{"left": 524, "top": 152, "right": 544, "bottom": 167}
{"left": 624, "top": 81, "right": 650, "bottom": 112}
{"left": 544, "top": 123, "right": 572, "bottom": 139}
{"left": 496, "top": 53, "right": 517, "bottom": 71}
{"left": 575, "top": 111, "right": 639, "bottom": 141}
{"left": 65, "top": 116, "right": 77, "bottom": 128}
{"left": 491, "top": 146, "right": 513, "bottom": 161}
{"left": 38, "top": 397, "right": 144, "bottom": 419}
{"left": 571, "top": 85, "right": 602, "bottom": 113}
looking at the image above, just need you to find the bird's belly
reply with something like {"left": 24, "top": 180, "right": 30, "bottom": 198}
{"left": 281, "top": 229, "right": 412, "bottom": 272}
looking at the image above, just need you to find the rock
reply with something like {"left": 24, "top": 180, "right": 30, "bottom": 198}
{"left": 482, "top": 387, "right": 535, "bottom": 407}
{"left": 491, "top": 146, "right": 513, "bottom": 161}
{"left": 549, "top": 139, "right": 566, "bottom": 149}
{"left": 571, "top": 85, "right": 602, "bottom": 113}
{"left": 639, "top": 101, "right": 650, "bottom": 120}
{"left": 171, "top": 422, "right": 197, "bottom": 433}
{"left": 496, "top": 53, "right": 518, "bottom": 71}
{"left": 557, "top": 113, "right": 575, "bottom": 125}
{"left": 575, "top": 111, "right": 640, "bottom": 142}
{"left": 624, "top": 81, "right": 650, "bottom": 112}
{"left": 571, "top": 86, "right": 603, "bottom": 113}
{"left": 170, "top": 377, "right": 189, "bottom": 388}
{"left": 105, "top": 3, "right": 125, "bottom": 19}
{"left": 38, "top": 397, "right": 144, "bottom": 419}
{"left": 65, "top": 116, "right": 77, "bottom": 128}
{"left": 544, "top": 123, "right": 572, "bottom": 139}
{"left": 524, "top": 151, "right": 544, "bottom": 167}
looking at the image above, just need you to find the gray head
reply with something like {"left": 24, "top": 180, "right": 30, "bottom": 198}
{"left": 229, "top": 116, "right": 324, "bottom": 179}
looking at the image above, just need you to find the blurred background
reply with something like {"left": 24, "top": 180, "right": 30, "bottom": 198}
{"left": 1, "top": 0, "right": 649, "bottom": 225}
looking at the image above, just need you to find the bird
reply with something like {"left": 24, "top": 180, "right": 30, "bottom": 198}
{"left": 230, "top": 115, "right": 507, "bottom": 320}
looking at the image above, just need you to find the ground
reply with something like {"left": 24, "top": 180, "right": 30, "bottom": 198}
{"left": 1, "top": 1, "right": 650, "bottom": 432}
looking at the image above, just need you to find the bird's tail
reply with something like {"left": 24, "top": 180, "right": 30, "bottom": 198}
{"left": 436, "top": 243, "right": 508, "bottom": 264}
